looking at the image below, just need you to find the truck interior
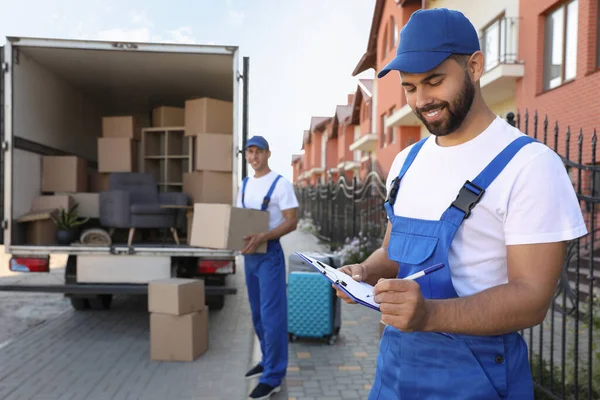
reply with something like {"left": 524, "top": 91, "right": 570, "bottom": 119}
{"left": 7, "top": 42, "right": 237, "bottom": 249}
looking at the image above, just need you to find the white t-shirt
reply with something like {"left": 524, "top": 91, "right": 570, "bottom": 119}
{"left": 385, "top": 117, "right": 587, "bottom": 297}
{"left": 236, "top": 170, "right": 299, "bottom": 231}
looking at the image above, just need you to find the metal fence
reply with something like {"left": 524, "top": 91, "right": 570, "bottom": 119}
{"left": 295, "top": 111, "right": 599, "bottom": 399}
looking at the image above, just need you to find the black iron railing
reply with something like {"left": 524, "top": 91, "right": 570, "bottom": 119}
{"left": 296, "top": 111, "right": 599, "bottom": 399}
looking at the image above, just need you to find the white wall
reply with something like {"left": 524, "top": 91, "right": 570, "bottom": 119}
{"left": 13, "top": 50, "right": 103, "bottom": 161}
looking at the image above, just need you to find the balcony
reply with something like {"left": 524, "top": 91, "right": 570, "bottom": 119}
{"left": 337, "top": 161, "right": 361, "bottom": 170}
{"left": 349, "top": 133, "right": 378, "bottom": 152}
{"left": 479, "top": 17, "right": 524, "bottom": 105}
{"left": 388, "top": 16, "right": 523, "bottom": 128}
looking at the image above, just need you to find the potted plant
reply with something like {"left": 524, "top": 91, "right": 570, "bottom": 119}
{"left": 50, "top": 203, "right": 89, "bottom": 245}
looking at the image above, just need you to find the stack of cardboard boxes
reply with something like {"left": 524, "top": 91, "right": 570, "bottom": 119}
{"left": 148, "top": 278, "right": 209, "bottom": 362}
{"left": 98, "top": 116, "right": 140, "bottom": 173}
{"left": 182, "top": 97, "right": 234, "bottom": 205}
{"left": 16, "top": 155, "right": 90, "bottom": 245}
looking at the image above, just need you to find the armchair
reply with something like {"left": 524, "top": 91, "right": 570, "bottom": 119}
{"left": 99, "top": 173, "right": 189, "bottom": 246}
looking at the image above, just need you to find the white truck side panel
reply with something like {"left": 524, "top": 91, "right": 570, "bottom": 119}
{"left": 76, "top": 255, "right": 171, "bottom": 283}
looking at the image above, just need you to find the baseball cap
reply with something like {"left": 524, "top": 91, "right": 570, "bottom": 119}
{"left": 245, "top": 135, "right": 269, "bottom": 150}
{"left": 378, "top": 8, "right": 480, "bottom": 78}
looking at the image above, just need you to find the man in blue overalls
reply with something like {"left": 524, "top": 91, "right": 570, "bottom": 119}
{"left": 335, "top": 9, "right": 587, "bottom": 399}
{"left": 238, "top": 135, "right": 299, "bottom": 400}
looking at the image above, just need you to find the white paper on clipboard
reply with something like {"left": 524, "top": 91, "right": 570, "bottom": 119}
{"left": 294, "top": 252, "right": 380, "bottom": 311}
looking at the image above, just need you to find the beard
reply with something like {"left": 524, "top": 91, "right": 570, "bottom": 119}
{"left": 415, "top": 71, "right": 475, "bottom": 137}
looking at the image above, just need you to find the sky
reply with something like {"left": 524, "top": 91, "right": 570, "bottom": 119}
{"left": 0, "top": 0, "right": 376, "bottom": 181}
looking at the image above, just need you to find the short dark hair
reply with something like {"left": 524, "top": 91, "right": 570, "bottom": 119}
{"left": 447, "top": 53, "right": 470, "bottom": 68}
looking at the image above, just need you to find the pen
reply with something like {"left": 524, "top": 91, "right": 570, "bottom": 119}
{"left": 403, "top": 263, "right": 444, "bottom": 281}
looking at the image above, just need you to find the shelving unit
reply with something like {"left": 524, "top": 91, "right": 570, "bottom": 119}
{"left": 141, "top": 127, "right": 193, "bottom": 192}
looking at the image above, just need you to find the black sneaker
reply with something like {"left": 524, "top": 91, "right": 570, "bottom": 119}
{"left": 248, "top": 383, "right": 281, "bottom": 399}
{"left": 244, "top": 364, "right": 264, "bottom": 380}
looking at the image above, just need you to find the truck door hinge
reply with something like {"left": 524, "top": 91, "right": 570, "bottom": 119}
{"left": 1, "top": 220, "right": 8, "bottom": 229}
{"left": 2, "top": 141, "right": 9, "bottom": 151}
{"left": 1, "top": 63, "right": 7, "bottom": 73}
{"left": 237, "top": 72, "right": 243, "bottom": 81}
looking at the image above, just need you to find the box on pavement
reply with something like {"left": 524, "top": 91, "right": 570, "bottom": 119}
{"left": 152, "top": 106, "right": 184, "bottom": 127}
{"left": 98, "top": 138, "right": 137, "bottom": 173}
{"left": 56, "top": 192, "right": 100, "bottom": 218}
{"left": 184, "top": 97, "right": 233, "bottom": 136}
{"left": 183, "top": 171, "right": 232, "bottom": 204}
{"left": 148, "top": 278, "right": 208, "bottom": 362}
{"left": 189, "top": 204, "right": 269, "bottom": 253}
{"left": 194, "top": 133, "right": 233, "bottom": 172}
{"left": 42, "top": 156, "right": 88, "bottom": 193}
{"left": 102, "top": 116, "right": 141, "bottom": 141}
{"left": 150, "top": 309, "right": 209, "bottom": 362}
{"left": 31, "top": 195, "right": 74, "bottom": 213}
{"left": 148, "top": 278, "right": 206, "bottom": 315}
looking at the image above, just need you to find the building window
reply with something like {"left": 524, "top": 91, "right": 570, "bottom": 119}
{"left": 380, "top": 114, "right": 386, "bottom": 148}
{"left": 480, "top": 15, "right": 518, "bottom": 72}
{"left": 389, "top": 17, "right": 398, "bottom": 51}
{"left": 543, "top": 0, "right": 578, "bottom": 90}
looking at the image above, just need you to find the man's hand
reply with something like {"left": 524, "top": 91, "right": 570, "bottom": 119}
{"left": 373, "top": 278, "right": 429, "bottom": 332}
{"left": 333, "top": 263, "right": 369, "bottom": 304}
{"left": 242, "top": 233, "right": 267, "bottom": 254}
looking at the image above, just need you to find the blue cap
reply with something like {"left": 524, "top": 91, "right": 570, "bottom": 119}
{"left": 378, "top": 8, "right": 480, "bottom": 78}
{"left": 245, "top": 135, "right": 269, "bottom": 150}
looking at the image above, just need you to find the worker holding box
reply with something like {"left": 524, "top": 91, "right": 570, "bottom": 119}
{"left": 238, "top": 135, "right": 299, "bottom": 400}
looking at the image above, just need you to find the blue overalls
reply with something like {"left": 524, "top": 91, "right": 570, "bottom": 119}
{"left": 369, "top": 136, "right": 535, "bottom": 400}
{"left": 241, "top": 175, "right": 288, "bottom": 388}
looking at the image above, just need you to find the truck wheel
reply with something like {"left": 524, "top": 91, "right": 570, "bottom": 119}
{"left": 70, "top": 297, "right": 89, "bottom": 311}
{"left": 89, "top": 295, "right": 113, "bottom": 310}
{"left": 206, "top": 295, "right": 225, "bottom": 310}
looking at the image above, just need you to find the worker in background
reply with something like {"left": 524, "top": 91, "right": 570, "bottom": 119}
{"left": 239, "top": 135, "right": 299, "bottom": 400}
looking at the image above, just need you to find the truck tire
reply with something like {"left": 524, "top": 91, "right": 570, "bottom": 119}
{"left": 70, "top": 297, "right": 89, "bottom": 311}
{"left": 89, "top": 295, "right": 113, "bottom": 310}
{"left": 206, "top": 295, "right": 225, "bottom": 310}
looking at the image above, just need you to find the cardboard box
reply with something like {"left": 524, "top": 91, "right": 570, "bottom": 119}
{"left": 56, "top": 193, "right": 100, "bottom": 218}
{"left": 16, "top": 211, "right": 57, "bottom": 245}
{"left": 148, "top": 278, "right": 205, "bottom": 315}
{"left": 98, "top": 138, "right": 137, "bottom": 173}
{"left": 102, "top": 116, "right": 141, "bottom": 141}
{"left": 189, "top": 204, "right": 269, "bottom": 253}
{"left": 42, "top": 156, "right": 88, "bottom": 193}
{"left": 31, "top": 195, "right": 73, "bottom": 213}
{"left": 152, "top": 106, "right": 184, "bottom": 127}
{"left": 184, "top": 98, "right": 233, "bottom": 136}
{"left": 183, "top": 172, "right": 232, "bottom": 204}
{"left": 150, "top": 309, "right": 209, "bottom": 362}
{"left": 89, "top": 172, "right": 111, "bottom": 192}
{"left": 194, "top": 133, "right": 233, "bottom": 172}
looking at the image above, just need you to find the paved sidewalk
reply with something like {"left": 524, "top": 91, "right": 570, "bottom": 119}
{"left": 246, "top": 229, "right": 381, "bottom": 400}
{"left": 0, "top": 257, "right": 254, "bottom": 400}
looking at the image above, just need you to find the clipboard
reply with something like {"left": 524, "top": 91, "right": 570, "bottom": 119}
{"left": 294, "top": 251, "right": 380, "bottom": 312}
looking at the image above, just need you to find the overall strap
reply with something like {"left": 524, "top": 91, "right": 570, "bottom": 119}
{"left": 442, "top": 136, "right": 536, "bottom": 226}
{"left": 386, "top": 137, "right": 428, "bottom": 208}
{"left": 261, "top": 174, "right": 282, "bottom": 211}
{"left": 241, "top": 177, "right": 249, "bottom": 208}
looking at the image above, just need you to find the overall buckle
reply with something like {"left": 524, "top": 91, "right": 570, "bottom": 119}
{"left": 451, "top": 180, "right": 484, "bottom": 219}
{"left": 386, "top": 178, "right": 400, "bottom": 206}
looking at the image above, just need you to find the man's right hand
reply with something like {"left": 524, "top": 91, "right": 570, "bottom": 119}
{"left": 333, "top": 263, "right": 369, "bottom": 304}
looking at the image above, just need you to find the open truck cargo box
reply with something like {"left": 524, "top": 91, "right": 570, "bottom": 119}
{"left": 2, "top": 37, "right": 246, "bottom": 257}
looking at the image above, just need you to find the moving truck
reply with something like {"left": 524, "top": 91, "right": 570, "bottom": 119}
{"left": 0, "top": 36, "right": 250, "bottom": 311}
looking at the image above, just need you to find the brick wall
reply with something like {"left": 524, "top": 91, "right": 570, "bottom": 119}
{"left": 517, "top": 0, "right": 600, "bottom": 163}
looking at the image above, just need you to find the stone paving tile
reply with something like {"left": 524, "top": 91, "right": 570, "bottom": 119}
{"left": 0, "top": 257, "right": 254, "bottom": 400}
{"left": 246, "top": 229, "right": 382, "bottom": 400}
